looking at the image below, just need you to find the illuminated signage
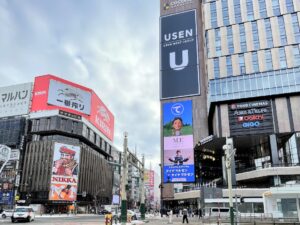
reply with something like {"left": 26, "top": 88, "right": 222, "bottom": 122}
{"left": 228, "top": 100, "right": 274, "bottom": 136}
{"left": 163, "top": 100, "right": 195, "bottom": 183}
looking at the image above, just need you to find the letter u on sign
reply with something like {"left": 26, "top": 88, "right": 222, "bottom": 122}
{"left": 169, "top": 49, "right": 189, "bottom": 71}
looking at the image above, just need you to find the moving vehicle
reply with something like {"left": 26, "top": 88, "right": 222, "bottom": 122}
{"left": 203, "top": 207, "right": 239, "bottom": 218}
{"left": 11, "top": 206, "right": 35, "bottom": 223}
{"left": 0, "top": 209, "right": 13, "bottom": 219}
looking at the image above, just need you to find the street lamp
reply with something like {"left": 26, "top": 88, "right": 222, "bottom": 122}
{"left": 121, "top": 132, "right": 128, "bottom": 224}
{"left": 223, "top": 137, "right": 236, "bottom": 225}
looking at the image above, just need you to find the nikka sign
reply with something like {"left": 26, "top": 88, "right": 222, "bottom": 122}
{"left": 160, "top": 10, "right": 200, "bottom": 99}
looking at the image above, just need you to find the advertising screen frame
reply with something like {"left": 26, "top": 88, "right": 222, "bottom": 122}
{"left": 162, "top": 100, "right": 195, "bottom": 183}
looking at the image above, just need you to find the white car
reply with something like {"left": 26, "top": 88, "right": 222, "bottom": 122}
{"left": 0, "top": 209, "right": 13, "bottom": 219}
{"left": 11, "top": 206, "right": 35, "bottom": 223}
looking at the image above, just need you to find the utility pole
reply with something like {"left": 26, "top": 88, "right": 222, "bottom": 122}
{"left": 140, "top": 154, "right": 145, "bottom": 220}
{"left": 121, "top": 132, "right": 128, "bottom": 224}
{"left": 223, "top": 137, "right": 236, "bottom": 225}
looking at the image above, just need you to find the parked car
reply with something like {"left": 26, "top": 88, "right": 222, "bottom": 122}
{"left": 99, "top": 209, "right": 110, "bottom": 215}
{"left": 0, "top": 209, "right": 13, "bottom": 219}
{"left": 11, "top": 206, "right": 35, "bottom": 223}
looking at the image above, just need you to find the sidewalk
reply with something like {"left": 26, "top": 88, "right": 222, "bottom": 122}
{"left": 35, "top": 213, "right": 100, "bottom": 218}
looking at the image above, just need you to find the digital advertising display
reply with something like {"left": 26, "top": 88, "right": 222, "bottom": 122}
{"left": 48, "top": 79, "right": 91, "bottom": 115}
{"left": 31, "top": 75, "right": 115, "bottom": 141}
{"left": 163, "top": 100, "right": 195, "bottom": 183}
{"left": 228, "top": 100, "right": 274, "bottom": 136}
{"left": 49, "top": 143, "right": 80, "bottom": 201}
{"left": 160, "top": 10, "right": 200, "bottom": 99}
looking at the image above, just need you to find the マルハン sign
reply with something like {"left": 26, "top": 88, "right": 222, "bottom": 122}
{"left": 0, "top": 83, "right": 32, "bottom": 118}
{"left": 160, "top": 10, "right": 200, "bottom": 99}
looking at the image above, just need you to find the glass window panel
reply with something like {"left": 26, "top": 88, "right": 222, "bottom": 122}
{"left": 227, "top": 26, "right": 234, "bottom": 54}
{"left": 239, "top": 54, "right": 245, "bottom": 74}
{"left": 258, "top": 0, "right": 267, "bottom": 18}
{"left": 278, "top": 16, "right": 287, "bottom": 45}
{"left": 265, "top": 19, "right": 274, "bottom": 48}
{"left": 252, "top": 51, "right": 259, "bottom": 72}
{"left": 293, "top": 45, "right": 300, "bottom": 66}
{"left": 252, "top": 21, "right": 260, "bottom": 50}
{"left": 234, "top": 0, "right": 242, "bottom": 23}
{"left": 222, "top": 0, "right": 230, "bottom": 26}
{"left": 292, "top": 14, "right": 300, "bottom": 43}
{"left": 265, "top": 50, "right": 273, "bottom": 71}
{"left": 286, "top": 0, "right": 294, "bottom": 13}
{"left": 210, "top": 1, "right": 218, "bottom": 28}
{"left": 226, "top": 56, "right": 233, "bottom": 76}
{"left": 272, "top": 0, "right": 281, "bottom": 16}
{"left": 246, "top": 0, "right": 254, "bottom": 21}
{"left": 215, "top": 29, "right": 221, "bottom": 56}
{"left": 279, "top": 47, "right": 287, "bottom": 69}
{"left": 239, "top": 24, "right": 247, "bottom": 52}
{"left": 214, "top": 58, "right": 220, "bottom": 78}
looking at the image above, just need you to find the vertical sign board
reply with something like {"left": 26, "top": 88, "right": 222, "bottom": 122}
{"left": 163, "top": 100, "right": 195, "bottom": 183}
{"left": 49, "top": 143, "right": 80, "bottom": 201}
{"left": 0, "top": 83, "right": 32, "bottom": 118}
{"left": 160, "top": 10, "right": 200, "bottom": 99}
{"left": 228, "top": 100, "right": 274, "bottom": 136}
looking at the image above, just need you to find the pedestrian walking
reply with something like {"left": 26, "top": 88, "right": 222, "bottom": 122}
{"left": 182, "top": 208, "right": 188, "bottom": 224}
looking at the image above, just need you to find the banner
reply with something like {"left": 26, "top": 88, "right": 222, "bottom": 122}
{"left": 228, "top": 100, "right": 274, "bottom": 136}
{"left": 160, "top": 10, "right": 200, "bottom": 99}
{"left": 0, "top": 83, "right": 32, "bottom": 118}
{"left": 49, "top": 143, "right": 80, "bottom": 201}
{"left": 163, "top": 100, "right": 195, "bottom": 183}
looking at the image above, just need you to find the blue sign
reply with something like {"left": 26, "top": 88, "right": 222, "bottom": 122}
{"left": 0, "top": 191, "right": 14, "bottom": 205}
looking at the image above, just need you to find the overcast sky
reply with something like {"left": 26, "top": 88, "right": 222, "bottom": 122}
{"left": 0, "top": 1, "right": 161, "bottom": 174}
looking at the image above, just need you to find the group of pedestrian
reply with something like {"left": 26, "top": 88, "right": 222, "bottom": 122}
{"left": 161, "top": 207, "right": 202, "bottom": 224}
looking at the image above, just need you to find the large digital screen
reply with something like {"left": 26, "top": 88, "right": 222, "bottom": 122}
{"left": 31, "top": 75, "right": 115, "bottom": 141}
{"left": 48, "top": 79, "right": 91, "bottom": 115}
{"left": 228, "top": 100, "right": 274, "bottom": 136}
{"left": 160, "top": 10, "right": 200, "bottom": 99}
{"left": 163, "top": 100, "right": 195, "bottom": 183}
{"left": 49, "top": 143, "right": 80, "bottom": 201}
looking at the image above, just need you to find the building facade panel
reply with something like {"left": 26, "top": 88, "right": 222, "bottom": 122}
{"left": 275, "top": 97, "right": 291, "bottom": 133}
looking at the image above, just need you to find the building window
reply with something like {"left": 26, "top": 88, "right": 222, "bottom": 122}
{"left": 279, "top": 47, "right": 287, "bottom": 69}
{"left": 252, "top": 21, "right": 260, "bottom": 50}
{"left": 234, "top": 0, "right": 242, "bottom": 23}
{"left": 258, "top": 0, "right": 267, "bottom": 18}
{"left": 214, "top": 58, "right": 220, "bottom": 78}
{"left": 291, "top": 14, "right": 300, "bottom": 43}
{"left": 265, "top": 18, "right": 274, "bottom": 48}
{"left": 293, "top": 45, "right": 300, "bottom": 66}
{"left": 222, "top": 0, "right": 229, "bottom": 26}
{"left": 205, "top": 31, "right": 210, "bottom": 57}
{"left": 227, "top": 26, "right": 234, "bottom": 54}
{"left": 265, "top": 50, "right": 273, "bottom": 71}
{"left": 226, "top": 56, "right": 233, "bottom": 76}
{"left": 272, "top": 0, "right": 281, "bottom": 16}
{"left": 210, "top": 1, "right": 218, "bottom": 28}
{"left": 239, "top": 24, "right": 247, "bottom": 52}
{"left": 246, "top": 0, "right": 254, "bottom": 21}
{"left": 215, "top": 28, "right": 221, "bottom": 56}
{"left": 239, "top": 54, "right": 245, "bottom": 74}
{"left": 278, "top": 16, "right": 287, "bottom": 45}
{"left": 252, "top": 51, "right": 259, "bottom": 73}
{"left": 285, "top": 0, "right": 294, "bottom": 13}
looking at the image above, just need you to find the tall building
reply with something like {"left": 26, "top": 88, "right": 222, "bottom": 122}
{"left": 160, "top": 0, "right": 300, "bottom": 217}
{"left": 0, "top": 75, "right": 118, "bottom": 214}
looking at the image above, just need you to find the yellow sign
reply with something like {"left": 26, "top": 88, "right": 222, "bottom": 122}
{"left": 15, "top": 195, "right": 20, "bottom": 201}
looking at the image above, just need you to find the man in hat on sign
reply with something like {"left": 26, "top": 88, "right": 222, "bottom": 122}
{"left": 53, "top": 146, "right": 78, "bottom": 176}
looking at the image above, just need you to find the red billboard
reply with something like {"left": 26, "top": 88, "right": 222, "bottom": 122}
{"left": 31, "top": 75, "right": 114, "bottom": 141}
{"left": 90, "top": 92, "right": 114, "bottom": 141}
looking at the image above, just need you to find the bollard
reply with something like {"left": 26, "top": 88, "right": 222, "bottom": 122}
{"left": 168, "top": 210, "right": 173, "bottom": 224}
